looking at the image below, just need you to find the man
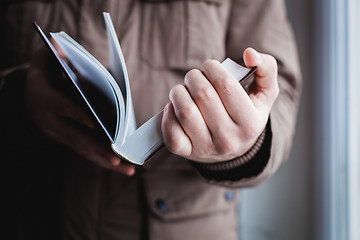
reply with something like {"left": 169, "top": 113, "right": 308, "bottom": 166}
{"left": 0, "top": 0, "right": 301, "bottom": 239}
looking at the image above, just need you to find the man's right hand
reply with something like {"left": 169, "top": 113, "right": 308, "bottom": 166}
{"left": 25, "top": 45, "right": 135, "bottom": 176}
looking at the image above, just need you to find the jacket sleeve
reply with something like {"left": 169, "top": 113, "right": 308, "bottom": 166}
{"left": 191, "top": 0, "right": 302, "bottom": 188}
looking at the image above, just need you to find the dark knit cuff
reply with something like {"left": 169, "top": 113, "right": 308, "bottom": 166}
{"left": 192, "top": 127, "right": 266, "bottom": 171}
{"left": 190, "top": 119, "right": 272, "bottom": 182}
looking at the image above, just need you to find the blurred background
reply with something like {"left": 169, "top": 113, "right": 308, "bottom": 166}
{"left": 238, "top": 0, "right": 360, "bottom": 240}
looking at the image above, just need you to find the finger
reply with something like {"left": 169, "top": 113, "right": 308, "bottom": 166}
{"left": 200, "top": 59, "right": 254, "bottom": 125}
{"left": 115, "top": 165, "right": 136, "bottom": 176}
{"left": 54, "top": 93, "right": 96, "bottom": 129}
{"left": 26, "top": 58, "right": 96, "bottom": 129}
{"left": 83, "top": 147, "right": 135, "bottom": 176}
{"left": 107, "top": 157, "right": 136, "bottom": 176}
{"left": 169, "top": 84, "right": 212, "bottom": 146}
{"left": 48, "top": 117, "right": 133, "bottom": 174}
{"left": 162, "top": 102, "right": 192, "bottom": 157}
{"left": 243, "top": 48, "right": 279, "bottom": 99}
{"left": 91, "top": 150, "right": 135, "bottom": 175}
{"left": 184, "top": 69, "right": 233, "bottom": 136}
{"left": 51, "top": 38, "right": 67, "bottom": 59}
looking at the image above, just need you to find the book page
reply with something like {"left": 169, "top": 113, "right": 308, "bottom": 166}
{"left": 112, "top": 112, "right": 163, "bottom": 165}
{"left": 51, "top": 31, "right": 126, "bottom": 143}
{"left": 35, "top": 23, "right": 120, "bottom": 142}
{"left": 104, "top": 13, "right": 137, "bottom": 145}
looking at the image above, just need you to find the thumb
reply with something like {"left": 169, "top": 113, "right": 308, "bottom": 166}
{"left": 243, "top": 47, "right": 278, "bottom": 91}
{"left": 243, "top": 48, "right": 279, "bottom": 106}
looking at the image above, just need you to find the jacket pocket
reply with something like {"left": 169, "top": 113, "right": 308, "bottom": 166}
{"left": 140, "top": 0, "right": 230, "bottom": 70}
{"left": 142, "top": 162, "right": 239, "bottom": 240}
{"left": 142, "top": 165, "right": 237, "bottom": 220}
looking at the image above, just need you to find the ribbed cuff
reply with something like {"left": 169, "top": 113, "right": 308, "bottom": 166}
{"left": 192, "top": 127, "right": 266, "bottom": 171}
{"left": 190, "top": 120, "right": 272, "bottom": 182}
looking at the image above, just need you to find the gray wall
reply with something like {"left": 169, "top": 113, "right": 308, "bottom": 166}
{"left": 238, "top": 0, "right": 315, "bottom": 239}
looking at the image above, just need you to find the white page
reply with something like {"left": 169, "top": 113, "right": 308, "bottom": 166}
{"left": 51, "top": 32, "right": 125, "bottom": 142}
{"left": 113, "top": 112, "right": 163, "bottom": 165}
{"left": 222, "top": 58, "right": 251, "bottom": 80}
{"left": 103, "top": 12, "right": 137, "bottom": 145}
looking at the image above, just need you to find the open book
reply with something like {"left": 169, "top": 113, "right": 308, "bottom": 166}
{"left": 33, "top": 13, "right": 256, "bottom": 165}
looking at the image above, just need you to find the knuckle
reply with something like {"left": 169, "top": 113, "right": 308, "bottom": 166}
{"left": 194, "top": 85, "right": 215, "bottom": 102}
{"left": 162, "top": 124, "right": 181, "bottom": 154}
{"left": 201, "top": 145, "right": 217, "bottom": 158}
{"left": 217, "top": 76, "right": 237, "bottom": 95}
{"left": 170, "top": 84, "right": 183, "bottom": 95}
{"left": 185, "top": 69, "right": 202, "bottom": 84}
{"left": 176, "top": 105, "right": 197, "bottom": 122}
{"left": 215, "top": 135, "right": 238, "bottom": 155}
{"left": 242, "top": 122, "right": 261, "bottom": 140}
{"left": 169, "top": 84, "right": 185, "bottom": 99}
{"left": 201, "top": 59, "right": 218, "bottom": 71}
{"left": 82, "top": 149, "right": 94, "bottom": 159}
{"left": 166, "top": 136, "right": 182, "bottom": 154}
{"left": 165, "top": 135, "right": 191, "bottom": 157}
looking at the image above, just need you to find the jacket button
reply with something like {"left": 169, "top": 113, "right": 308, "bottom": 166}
{"left": 225, "top": 191, "right": 234, "bottom": 201}
{"left": 155, "top": 199, "right": 167, "bottom": 211}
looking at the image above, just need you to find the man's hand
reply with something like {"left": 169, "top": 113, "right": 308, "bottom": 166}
{"left": 161, "top": 48, "right": 279, "bottom": 163}
{"left": 25, "top": 45, "right": 135, "bottom": 175}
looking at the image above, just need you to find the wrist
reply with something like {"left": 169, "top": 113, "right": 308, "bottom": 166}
{"left": 192, "top": 127, "right": 266, "bottom": 171}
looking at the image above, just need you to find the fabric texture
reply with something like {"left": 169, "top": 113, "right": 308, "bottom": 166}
{"left": 0, "top": 0, "right": 301, "bottom": 239}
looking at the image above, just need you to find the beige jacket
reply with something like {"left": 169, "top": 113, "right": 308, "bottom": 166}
{"left": 0, "top": 0, "right": 301, "bottom": 239}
